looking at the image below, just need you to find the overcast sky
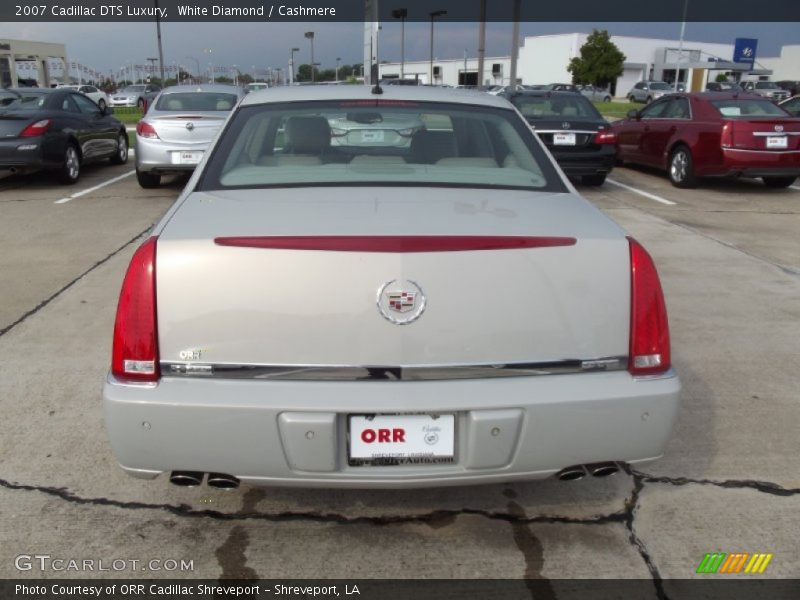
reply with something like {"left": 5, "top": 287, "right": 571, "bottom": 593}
{"left": 1, "top": 21, "right": 796, "bottom": 76}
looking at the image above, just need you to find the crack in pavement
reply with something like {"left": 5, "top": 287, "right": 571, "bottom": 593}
{"left": 632, "top": 469, "right": 800, "bottom": 497}
{"left": 0, "top": 226, "right": 152, "bottom": 338}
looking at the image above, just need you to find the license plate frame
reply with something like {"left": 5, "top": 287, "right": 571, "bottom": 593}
{"left": 766, "top": 136, "right": 788, "bottom": 149}
{"left": 553, "top": 132, "right": 577, "bottom": 146}
{"left": 347, "top": 413, "right": 456, "bottom": 467}
{"left": 359, "top": 130, "right": 385, "bottom": 143}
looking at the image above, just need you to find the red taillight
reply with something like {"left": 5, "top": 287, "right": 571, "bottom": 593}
{"left": 628, "top": 237, "right": 671, "bottom": 376}
{"left": 720, "top": 121, "right": 733, "bottom": 148}
{"left": 111, "top": 237, "right": 159, "bottom": 383}
{"left": 594, "top": 129, "right": 617, "bottom": 144}
{"left": 136, "top": 121, "right": 159, "bottom": 139}
{"left": 19, "top": 119, "right": 52, "bottom": 138}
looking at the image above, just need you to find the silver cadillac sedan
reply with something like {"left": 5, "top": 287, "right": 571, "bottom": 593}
{"left": 105, "top": 85, "right": 680, "bottom": 489}
{"left": 135, "top": 84, "right": 244, "bottom": 188}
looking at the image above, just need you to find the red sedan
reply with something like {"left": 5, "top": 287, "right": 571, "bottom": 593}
{"left": 612, "top": 92, "right": 800, "bottom": 188}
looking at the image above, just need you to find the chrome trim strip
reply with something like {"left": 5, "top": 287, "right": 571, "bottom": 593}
{"left": 162, "top": 357, "right": 628, "bottom": 381}
{"left": 722, "top": 148, "right": 800, "bottom": 154}
{"left": 751, "top": 132, "right": 800, "bottom": 137}
{"left": 533, "top": 130, "right": 599, "bottom": 135}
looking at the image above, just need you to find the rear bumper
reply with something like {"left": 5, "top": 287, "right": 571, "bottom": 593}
{"left": 103, "top": 369, "right": 681, "bottom": 488}
{"left": 135, "top": 136, "right": 209, "bottom": 172}
{"left": 550, "top": 146, "right": 617, "bottom": 177}
{"left": 718, "top": 148, "right": 800, "bottom": 177}
{"left": 0, "top": 137, "right": 46, "bottom": 171}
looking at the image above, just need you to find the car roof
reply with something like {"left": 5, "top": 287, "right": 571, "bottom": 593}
{"left": 239, "top": 84, "right": 513, "bottom": 109}
{"left": 505, "top": 90, "right": 586, "bottom": 98}
{"left": 160, "top": 84, "right": 244, "bottom": 95}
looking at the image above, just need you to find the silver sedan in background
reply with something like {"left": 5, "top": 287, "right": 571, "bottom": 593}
{"left": 135, "top": 84, "right": 244, "bottom": 188}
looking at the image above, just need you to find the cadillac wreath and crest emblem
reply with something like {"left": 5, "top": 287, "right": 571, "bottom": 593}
{"left": 377, "top": 280, "right": 426, "bottom": 325}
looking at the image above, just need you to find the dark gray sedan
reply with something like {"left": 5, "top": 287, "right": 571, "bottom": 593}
{"left": 0, "top": 88, "right": 127, "bottom": 184}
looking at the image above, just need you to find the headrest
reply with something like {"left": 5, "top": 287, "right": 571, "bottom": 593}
{"left": 166, "top": 98, "right": 183, "bottom": 110}
{"left": 216, "top": 99, "right": 232, "bottom": 110}
{"left": 285, "top": 116, "right": 331, "bottom": 154}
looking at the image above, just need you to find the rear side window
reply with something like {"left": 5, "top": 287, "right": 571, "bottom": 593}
{"left": 711, "top": 99, "right": 790, "bottom": 117}
{"left": 198, "top": 100, "right": 566, "bottom": 193}
{"left": 155, "top": 92, "right": 238, "bottom": 112}
{"left": 2, "top": 93, "right": 46, "bottom": 111}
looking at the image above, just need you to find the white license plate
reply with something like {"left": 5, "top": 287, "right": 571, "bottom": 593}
{"left": 553, "top": 133, "right": 576, "bottom": 146}
{"left": 766, "top": 136, "right": 788, "bottom": 149}
{"left": 360, "top": 130, "right": 385, "bottom": 143}
{"left": 349, "top": 414, "right": 455, "bottom": 465}
{"left": 172, "top": 150, "right": 203, "bottom": 164}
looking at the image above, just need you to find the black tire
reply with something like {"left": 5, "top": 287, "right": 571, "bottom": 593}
{"left": 762, "top": 176, "right": 796, "bottom": 189}
{"left": 136, "top": 168, "right": 160, "bottom": 188}
{"left": 581, "top": 173, "right": 607, "bottom": 186}
{"left": 97, "top": 98, "right": 106, "bottom": 110}
{"left": 59, "top": 143, "right": 81, "bottom": 184}
{"left": 645, "top": 95, "right": 653, "bottom": 104}
{"left": 110, "top": 132, "right": 128, "bottom": 165}
{"left": 628, "top": 95, "right": 636, "bottom": 103}
{"left": 603, "top": 96, "right": 612, "bottom": 102}
{"left": 668, "top": 145, "right": 698, "bottom": 188}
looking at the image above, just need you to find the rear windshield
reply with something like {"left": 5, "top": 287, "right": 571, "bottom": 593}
{"left": 198, "top": 100, "right": 566, "bottom": 193}
{"left": 710, "top": 99, "right": 790, "bottom": 118}
{"left": 1, "top": 92, "right": 46, "bottom": 111}
{"left": 510, "top": 94, "right": 601, "bottom": 120}
{"left": 155, "top": 92, "right": 238, "bottom": 112}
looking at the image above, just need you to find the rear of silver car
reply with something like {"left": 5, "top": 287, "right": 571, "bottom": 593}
{"left": 105, "top": 89, "right": 679, "bottom": 488}
{"left": 135, "top": 85, "right": 242, "bottom": 184}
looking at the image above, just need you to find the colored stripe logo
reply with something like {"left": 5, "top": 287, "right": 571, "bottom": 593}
{"left": 697, "top": 553, "right": 773, "bottom": 574}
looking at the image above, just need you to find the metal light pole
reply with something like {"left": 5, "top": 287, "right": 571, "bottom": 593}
{"left": 675, "top": 0, "right": 689, "bottom": 92}
{"left": 305, "top": 31, "right": 315, "bottom": 82}
{"left": 336, "top": 57, "right": 341, "bottom": 82}
{"left": 289, "top": 47, "right": 299, "bottom": 85}
{"left": 203, "top": 48, "right": 214, "bottom": 84}
{"left": 146, "top": 57, "right": 157, "bottom": 82}
{"left": 392, "top": 8, "right": 408, "bottom": 80}
{"left": 429, "top": 10, "right": 446, "bottom": 85}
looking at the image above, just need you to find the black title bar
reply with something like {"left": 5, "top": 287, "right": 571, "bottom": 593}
{"left": 4, "top": 0, "right": 800, "bottom": 22}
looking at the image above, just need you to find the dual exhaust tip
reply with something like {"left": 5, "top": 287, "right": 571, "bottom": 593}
{"left": 556, "top": 462, "right": 622, "bottom": 481}
{"left": 169, "top": 471, "right": 240, "bottom": 489}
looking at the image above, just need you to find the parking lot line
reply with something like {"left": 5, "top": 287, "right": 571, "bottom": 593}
{"left": 54, "top": 170, "right": 135, "bottom": 204}
{"left": 605, "top": 178, "right": 677, "bottom": 206}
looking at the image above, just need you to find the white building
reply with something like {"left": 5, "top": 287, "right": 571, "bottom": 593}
{"left": 759, "top": 45, "right": 800, "bottom": 81}
{"left": 0, "top": 39, "right": 68, "bottom": 87}
{"left": 379, "top": 32, "right": 784, "bottom": 96}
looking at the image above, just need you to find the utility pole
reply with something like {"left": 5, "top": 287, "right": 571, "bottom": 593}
{"left": 392, "top": 8, "right": 408, "bottom": 80}
{"left": 675, "top": 0, "right": 689, "bottom": 91}
{"left": 305, "top": 32, "right": 315, "bottom": 82}
{"left": 154, "top": 0, "right": 165, "bottom": 83}
{"left": 509, "top": 0, "right": 521, "bottom": 90}
{"left": 477, "top": 0, "right": 486, "bottom": 90}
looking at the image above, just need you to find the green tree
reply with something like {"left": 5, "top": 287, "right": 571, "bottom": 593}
{"left": 567, "top": 29, "right": 626, "bottom": 88}
{"left": 296, "top": 63, "right": 314, "bottom": 82}
{"left": 715, "top": 72, "right": 730, "bottom": 83}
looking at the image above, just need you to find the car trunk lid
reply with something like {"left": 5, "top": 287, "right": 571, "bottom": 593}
{"left": 148, "top": 113, "right": 227, "bottom": 144}
{"left": 155, "top": 188, "right": 631, "bottom": 370}
{"left": 724, "top": 118, "right": 800, "bottom": 151}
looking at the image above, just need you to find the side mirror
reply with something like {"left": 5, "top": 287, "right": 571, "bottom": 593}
{"left": 626, "top": 109, "right": 639, "bottom": 120}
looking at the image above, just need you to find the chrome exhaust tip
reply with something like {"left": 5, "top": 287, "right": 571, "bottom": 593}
{"left": 207, "top": 473, "right": 240, "bottom": 490}
{"left": 556, "top": 465, "right": 587, "bottom": 481}
{"left": 587, "top": 462, "right": 620, "bottom": 478}
{"left": 169, "top": 471, "right": 204, "bottom": 487}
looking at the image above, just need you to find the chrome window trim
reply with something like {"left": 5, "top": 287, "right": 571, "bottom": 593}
{"left": 162, "top": 356, "right": 628, "bottom": 381}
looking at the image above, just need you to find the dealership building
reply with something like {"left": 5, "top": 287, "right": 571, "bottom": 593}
{"left": 0, "top": 39, "right": 68, "bottom": 87}
{"left": 378, "top": 33, "right": 797, "bottom": 96}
